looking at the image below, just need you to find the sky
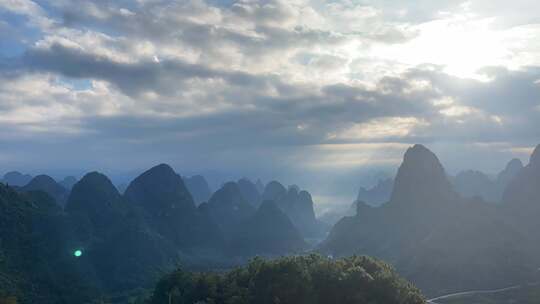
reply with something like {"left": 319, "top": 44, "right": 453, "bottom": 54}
{"left": 1, "top": 0, "right": 540, "bottom": 212}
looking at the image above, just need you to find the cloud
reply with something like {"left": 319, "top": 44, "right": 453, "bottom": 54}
{"left": 2, "top": 0, "right": 540, "bottom": 205}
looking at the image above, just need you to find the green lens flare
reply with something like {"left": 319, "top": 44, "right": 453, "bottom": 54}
{"left": 74, "top": 250, "right": 82, "bottom": 257}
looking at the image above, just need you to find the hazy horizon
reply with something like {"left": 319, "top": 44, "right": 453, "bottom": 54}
{"left": 0, "top": 141, "right": 535, "bottom": 215}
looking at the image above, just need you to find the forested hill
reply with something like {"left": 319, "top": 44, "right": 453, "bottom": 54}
{"left": 150, "top": 255, "right": 426, "bottom": 304}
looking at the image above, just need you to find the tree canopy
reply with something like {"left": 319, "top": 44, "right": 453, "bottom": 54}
{"left": 151, "top": 254, "right": 426, "bottom": 304}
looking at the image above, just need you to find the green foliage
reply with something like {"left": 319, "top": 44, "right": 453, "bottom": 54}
{"left": 0, "top": 183, "right": 100, "bottom": 303}
{"left": 0, "top": 296, "right": 18, "bottom": 304}
{"left": 151, "top": 254, "right": 426, "bottom": 304}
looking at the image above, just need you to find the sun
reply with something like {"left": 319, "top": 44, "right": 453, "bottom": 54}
{"left": 372, "top": 15, "right": 507, "bottom": 80}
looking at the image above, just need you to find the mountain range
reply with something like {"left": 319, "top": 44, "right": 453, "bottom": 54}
{"left": 451, "top": 158, "right": 524, "bottom": 202}
{"left": 320, "top": 144, "right": 540, "bottom": 297}
{"left": 0, "top": 164, "right": 323, "bottom": 303}
{"left": 2, "top": 143, "right": 540, "bottom": 302}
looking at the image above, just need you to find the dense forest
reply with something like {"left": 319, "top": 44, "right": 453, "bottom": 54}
{"left": 150, "top": 255, "right": 426, "bottom": 304}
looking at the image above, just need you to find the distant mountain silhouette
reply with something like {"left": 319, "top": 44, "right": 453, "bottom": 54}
{"left": 452, "top": 170, "right": 497, "bottom": 202}
{"left": 59, "top": 175, "right": 78, "bottom": 190}
{"left": 356, "top": 178, "right": 394, "bottom": 206}
{"left": 320, "top": 179, "right": 394, "bottom": 226}
{"left": 124, "top": 164, "right": 222, "bottom": 249}
{"left": 125, "top": 164, "right": 195, "bottom": 213}
{"left": 531, "top": 144, "right": 540, "bottom": 165}
{"left": 21, "top": 174, "right": 68, "bottom": 206}
{"left": 262, "top": 181, "right": 327, "bottom": 237}
{"left": 237, "top": 178, "right": 262, "bottom": 207}
{"left": 2, "top": 171, "right": 33, "bottom": 187}
{"left": 320, "top": 145, "right": 453, "bottom": 258}
{"left": 503, "top": 145, "right": 540, "bottom": 212}
{"left": 183, "top": 175, "right": 212, "bottom": 205}
{"left": 262, "top": 180, "right": 287, "bottom": 201}
{"left": 228, "top": 200, "right": 306, "bottom": 256}
{"left": 497, "top": 158, "right": 524, "bottom": 189}
{"left": 451, "top": 158, "right": 524, "bottom": 203}
{"left": 255, "top": 178, "right": 264, "bottom": 193}
{"left": 4, "top": 145, "right": 540, "bottom": 302}
{"left": 389, "top": 144, "right": 458, "bottom": 209}
{"left": 65, "top": 170, "right": 180, "bottom": 292}
{"left": 318, "top": 202, "right": 356, "bottom": 226}
{"left": 355, "top": 200, "right": 372, "bottom": 216}
{"left": 66, "top": 172, "right": 122, "bottom": 222}
{"left": 115, "top": 182, "right": 128, "bottom": 194}
{"left": 321, "top": 144, "right": 538, "bottom": 296}
{"left": 202, "top": 181, "right": 255, "bottom": 238}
